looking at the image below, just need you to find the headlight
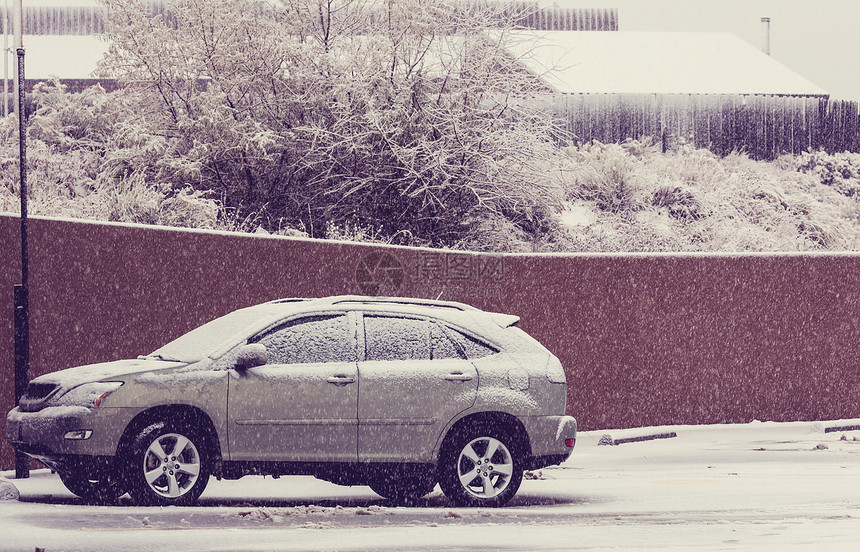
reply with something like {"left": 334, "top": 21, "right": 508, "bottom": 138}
{"left": 54, "top": 382, "right": 124, "bottom": 408}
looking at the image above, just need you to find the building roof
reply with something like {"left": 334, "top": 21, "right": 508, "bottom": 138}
{"left": 8, "top": 30, "right": 829, "bottom": 99}
{"left": 508, "top": 31, "right": 828, "bottom": 97}
{"left": 18, "top": 36, "right": 110, "bottom": 80}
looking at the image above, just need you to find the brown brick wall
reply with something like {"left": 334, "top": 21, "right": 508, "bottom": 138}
{"left": 3, "top": 214, "right": 860, "bottom": 468}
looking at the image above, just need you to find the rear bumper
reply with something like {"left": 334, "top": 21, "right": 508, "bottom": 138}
{"left": 522, "top": 414, "right": 577, "bottom": 464}
{"left": 524, "top": 453, "right": 571, "bottom": 470}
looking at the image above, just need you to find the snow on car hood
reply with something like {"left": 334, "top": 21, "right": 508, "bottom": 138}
{"left": 31, "top": 358, "right": 187, "bottom": 391}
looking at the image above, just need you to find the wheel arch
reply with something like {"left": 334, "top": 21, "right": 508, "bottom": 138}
{"left": 437, "top": 411, "right": 532, "bottom": 462}
{"left": 116, "top": 405, "right": 223, "bottom": 471}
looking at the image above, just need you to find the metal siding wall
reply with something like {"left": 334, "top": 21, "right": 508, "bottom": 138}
{"left": 1, "top": 3, "right": 619, "bottom": 35}
{"left": 555, "top": 94, "right": 860, "bottom": 159}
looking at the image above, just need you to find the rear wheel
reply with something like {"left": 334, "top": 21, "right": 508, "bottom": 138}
{"left": 438, "top": 424, "right": 523, "bottom": 507}
{"left": 124, "top": 421, "right": 211, "bottom": 506}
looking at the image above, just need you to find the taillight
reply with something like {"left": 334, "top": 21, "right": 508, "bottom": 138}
{"left": 565, "top": 438, "right": 576, "bottom": 448}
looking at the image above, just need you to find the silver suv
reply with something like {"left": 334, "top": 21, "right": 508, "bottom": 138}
{"left": 7, "top": 296, "right": 576, "bottom": 507}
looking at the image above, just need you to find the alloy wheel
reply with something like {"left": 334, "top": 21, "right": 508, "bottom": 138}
{"left": 142, "top": 432, "right": 202, "bottom": 499}
{"left": 456, "top": 436, "right": 515, "bottom": 499}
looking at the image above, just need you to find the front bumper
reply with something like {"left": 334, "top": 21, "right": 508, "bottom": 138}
{"left": 6, "top": 406, "right": 131, "bottom": 465}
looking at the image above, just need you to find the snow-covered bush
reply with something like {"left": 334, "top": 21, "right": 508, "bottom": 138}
{"left": 4, "top": 2, "right": 860, "bottom": 253}
{"left": 0, "top": 476, "right": 19, "bottom": 501}
{"left": 551, "top": 141, "right": 860, "bottom": 252}
{"left": 0, "top": 80, "right": 232, "bottom": 230}
{"left": 96, "top": 0, "right": 562, "bottom": 246}
{"left": 795, "top": 150, "right": 860, "bottom": 199}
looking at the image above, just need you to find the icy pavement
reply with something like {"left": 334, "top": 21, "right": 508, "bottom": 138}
{"left": 2, "top": 419, "right": 859, "bottom": 551}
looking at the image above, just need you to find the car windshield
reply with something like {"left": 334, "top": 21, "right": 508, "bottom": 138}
{"left": 148, "top": 307, "right": 277, "bottom": 363}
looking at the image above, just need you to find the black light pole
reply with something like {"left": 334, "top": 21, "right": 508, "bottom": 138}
{"left": 12, "top": 0, "right": 29, "bottom": 480}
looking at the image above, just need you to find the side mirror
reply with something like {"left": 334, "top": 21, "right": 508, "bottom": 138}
{"left": 235, "top": 344, "right": 267, "bottom": 370}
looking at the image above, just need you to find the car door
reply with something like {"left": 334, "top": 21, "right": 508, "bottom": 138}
{"left": 227, "top": 312, "right": 359, "bottom": 462}
{"left": 357, "top": 314, "right": 478, "bottom": 463}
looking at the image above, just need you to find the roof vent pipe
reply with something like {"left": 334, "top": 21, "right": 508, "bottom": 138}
{"left": 761, "top": 17, "right": 771, "bottom": 55}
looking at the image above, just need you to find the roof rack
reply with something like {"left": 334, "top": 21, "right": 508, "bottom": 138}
{"left": 328, "top": 295, "right": 476, "bottom": 312}
{"left": 266, "top": 295, "right": 484, "bottom": 313}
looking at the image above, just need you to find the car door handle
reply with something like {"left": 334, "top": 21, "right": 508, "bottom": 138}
{"left": 444, "top": 372, "right": 474, "bottom": 382}
{"left": 327, "top": 374, "right": 356, "bottom": 386}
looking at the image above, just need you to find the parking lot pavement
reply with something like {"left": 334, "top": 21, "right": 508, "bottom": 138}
{"left": 2, "top": 419, "right": 860, "bottom": 551}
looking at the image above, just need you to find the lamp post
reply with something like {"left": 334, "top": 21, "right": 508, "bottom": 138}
{"left": 3, "top": 0, "right": 9, "bottom": 117}
{"left": 12, "top": 0, "right": 28, "bottom": 480}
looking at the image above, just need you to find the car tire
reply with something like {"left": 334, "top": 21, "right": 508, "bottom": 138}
{"left": 124, "top": 421, "right": 211, "bottom": 506}
{"left": 369, "top": 475, "right": 436, "bottom": 503}
{"left": 58, "top": 466, "right": 125, "bottom": 503}
{"left": 438, "top": 423, "right": 523, "bottom": 507}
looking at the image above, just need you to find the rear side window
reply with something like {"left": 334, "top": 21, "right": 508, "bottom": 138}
{"left": 364, "top": 316, "right": 429, "bottom": 361}
{"left": 446, "top": 328, "right": 497, "bottom": 359}
{"left": 431, "top": 323, "right": 464, "bottom": 360}
{"left": 256, "top": 314, "right": 356, "bottom": 364}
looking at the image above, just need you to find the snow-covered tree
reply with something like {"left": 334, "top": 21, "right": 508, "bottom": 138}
{"left": 97, "top": 0, "right": 564, "bottom": 245}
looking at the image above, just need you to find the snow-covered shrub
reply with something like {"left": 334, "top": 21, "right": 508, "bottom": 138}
{"left": 552, "top": 141, "right": 860, "bottom": 252}
{"left": 324, "top": 220, "right": 393, "bottom": 244}
{"left": 0, "top": 79, "right": 232, "bottom": 230}
{"left": 28, "top": 79, "right": 114, "bottom": 152}
{"left": 97, "top": 0, "right": 563, "bottom": 247}
{"left": 457, "top": 211, "right": 540, "bottom": 252}
{"left": 651, "top": 185, "right": 702, "bottom": 222}
{"left": 0, "top": 476, "right": 20, "bottom": 501}
{"left": 562, "top": 141, "right": 644, "bottom": 214}
{"left": 95, "top": 172, "right": 222, "bottom": 229}
{"left": 795, "top": 150, "right": 860, "bottom": 199}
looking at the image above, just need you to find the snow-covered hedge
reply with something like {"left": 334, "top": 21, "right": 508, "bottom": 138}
{"left": 2, "top": 1, "right": 860, "bottom": 252}
{"left": 537, "top": 140, "right": 860, "bottom": 253}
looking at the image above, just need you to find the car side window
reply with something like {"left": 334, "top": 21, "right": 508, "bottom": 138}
{"left": 431, "top": 323, "right": 464, "bottom": 360}
{"left": 364, "top": 315, "right": 429, "bottom": 361}
{"left": 445, "top": 327, "right": 497, "bottom": 359}
{"left": 255, "top": 314, "right": 356, "bottom": 364}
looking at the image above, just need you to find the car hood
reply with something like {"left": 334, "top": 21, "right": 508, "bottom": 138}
{"left": 31, "top": 358, "right": 188, "bottom": 391}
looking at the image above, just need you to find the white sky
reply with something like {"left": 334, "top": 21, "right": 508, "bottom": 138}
{"left": 552, "top": 0, "right": 860, "bottom": 101}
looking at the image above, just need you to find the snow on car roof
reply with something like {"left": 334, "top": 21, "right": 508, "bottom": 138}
{"left": 281, "top": 295, "right": 521, "bottom": 329}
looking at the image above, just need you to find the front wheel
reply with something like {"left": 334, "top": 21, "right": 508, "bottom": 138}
{"left": 369, "top": 475, "right": 436, "bottom": 503}
{"left": 58, "top": 466, "right": 124, "bottom": 503}
{"left": 124, "top": 421, "right": 211, "bottom": 506}
{"left": 438, "top": 425, "right": 523, "bottom": 507}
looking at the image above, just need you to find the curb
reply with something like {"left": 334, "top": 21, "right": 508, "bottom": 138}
{"left": 824, "top": 424, "right": 860, "bottom": 433}
{"left": 598, "top": 431, "right": 678, "bottom": 446}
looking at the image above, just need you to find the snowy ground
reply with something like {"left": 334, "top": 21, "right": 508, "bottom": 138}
{"left": 2, "top": 419, "right": 860, "bottom": 551}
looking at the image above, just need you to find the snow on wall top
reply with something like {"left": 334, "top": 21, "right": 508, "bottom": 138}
{"left": 509, "top": 31, "right": 828, "bottom": 97}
